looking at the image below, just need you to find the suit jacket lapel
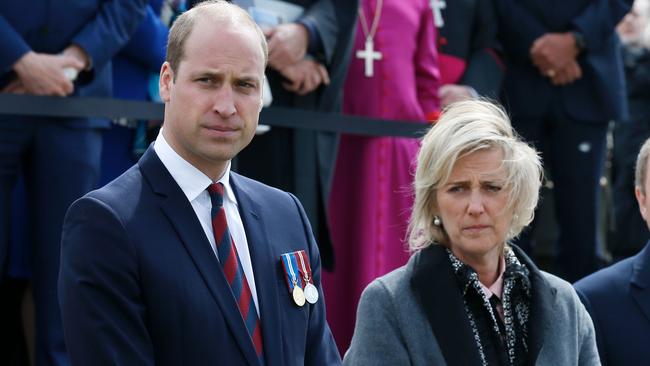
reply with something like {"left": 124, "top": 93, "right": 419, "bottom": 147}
{"left": 138, "top": 148, "right": 260, "bottom": 366}
{"left": 510, "top": 246, "right": 554, "bottom": 366}
{"left": 410, "top": 245, "right": 483, "bottom": 365}
{"left": 631, "top": 244, "right": 650, "bottom": 323}
{"left": 231, "top": 173, "right": 284, "bottom": 366}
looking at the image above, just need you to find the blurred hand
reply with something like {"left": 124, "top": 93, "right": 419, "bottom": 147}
{"left": 12, "top": 51, "right": 84, "bottom": 96}
{"left": 280, "top": 59, "right": 329, "bottom": 96}
{"left": 62, "top": 44, "right": 90, "bottom": 70}
{"left": 266, "top": 23, "right": 309, "bottom": 71}
{"left": 438, "top": 84, "right": 476, "bottom": 108}
{"left": 530, "top": 33, "right": 579, "bottom": 77}
{"left": 1, "top": 79, "right": 27, "bottom": 94}
{"left": 550, "top": 60, "right": 583, "bottom": 86}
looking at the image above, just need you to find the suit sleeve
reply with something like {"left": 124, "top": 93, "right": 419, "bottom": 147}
{"left": 299, "top": 0, "right": 338, "bottom": 64}
{"left": 59, "top": 196, "right": 155, "bottom": 366}
{"left": 574, "top": 287, "right": 608, "bottom": 365}
{"left": 117, "top": 5, "right": 169, "bottom": 71}
{"left": 415, "top": 0, "right": 441, "bottom": 120}
{"left": 288, "top": 192, "right": 342, "bottom": 366}
{"left": 493, "top": 0, "right": 548, "bottom": 63}
{"left": 574, "top": 290, "right": 602, "bottom": 366}
{"left": 71, "top": 0, "right": 148, "bottom": 79}
{"left": 460, "top": 0, "right": 504, "bottom": 98}
{"left": 342, "top": 280, "right": 411, "bottom": 366}
{"left": 570, "top": 0, "right": 632, "bottom": 52}
{"left": 0, "top": 15, "right": 31, "bottom": 73}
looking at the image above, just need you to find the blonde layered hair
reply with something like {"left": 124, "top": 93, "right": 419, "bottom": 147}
{"left": 407, "top": 100, "right": 543, "bottom": 252}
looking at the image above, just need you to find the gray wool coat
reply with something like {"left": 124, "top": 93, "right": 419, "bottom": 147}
{"left": 343, "top": 245, "right": 600, "bottom": 366}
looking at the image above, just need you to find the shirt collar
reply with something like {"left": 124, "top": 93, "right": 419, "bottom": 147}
{"left": 479, "top": 254, "right": 506, "bottom": 300}
{"left": 153, "top": 129, "right": 237, "bottom": 205}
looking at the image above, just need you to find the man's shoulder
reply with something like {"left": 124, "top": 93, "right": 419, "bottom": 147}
{"left": 231, "top": 171, "right": 296, "bottom": 205}
{"left": 574, "top": 256, "right": 635, "bottom": 298}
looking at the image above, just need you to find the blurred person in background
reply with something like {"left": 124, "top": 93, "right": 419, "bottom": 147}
{"left": 432, "top": 0, "right": 504, "bottom": 108}
{"left": 324, "top": 0, "right": 440, "bottom": 353}
{"left": 0, "top": 1, "right": 147, "bottom": 365}
{"left": 609, "top": 0, "right": 650, "bottom": 260}
{"left": 231, "top": 0, "right": 359, "bottom": 269}
{"left": 344, "top": 100, "right": 599, "bottom": 366}
{"left": 495, "top": 0, "right": 633, "bottom": 282}
{"left": 100, "top": 0, "right": 170, "bottom": 185}
{"left": 575, "top": 135, "right": 650, "bottom": 365}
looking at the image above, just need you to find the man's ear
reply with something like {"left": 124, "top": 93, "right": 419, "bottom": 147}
{"left": 159, "top": 62, "right": 174, "bottom": 103}
{"left": 635, "top": 186, "right": 647, "bottom": 221}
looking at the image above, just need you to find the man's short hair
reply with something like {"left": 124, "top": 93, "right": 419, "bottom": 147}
{"left": 165, "top": 0, "right": 268, "bottom": 77}
{"left": 635, "top": 137, "right": 650, "bottom": 193}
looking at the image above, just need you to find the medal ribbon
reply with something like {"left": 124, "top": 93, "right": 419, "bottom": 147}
{"left": 295, "top": 251, "right": 312, "bottom": 285}
{"left": 281, "top": 253, "right": 303, "bottom": 292}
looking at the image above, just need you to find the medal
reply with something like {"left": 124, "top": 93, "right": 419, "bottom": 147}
{"left": 292, "top": 284, "right": 306, "bottom": 306}
{"left": 304, "top": 283, "right": 319, "bottom": 304}
{"left": 297, "top": 251, "right": 319, "bottom": 304}
{"left": 282, "top": 253, "right": 305, "bottom": 307}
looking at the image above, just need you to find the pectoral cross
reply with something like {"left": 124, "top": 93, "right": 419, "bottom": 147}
{"left": 356, "top": 38, "right": 382, "bottom": 78}
{"left": 430, "top": 0, "right": 446, "bottom": 28}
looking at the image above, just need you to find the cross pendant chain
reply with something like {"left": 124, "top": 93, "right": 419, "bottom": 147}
{"left": 357, "top": 0, "right": 383, "bottom": 78}
{"left": 356, "top": 38, "right": 382, "bottom": 77}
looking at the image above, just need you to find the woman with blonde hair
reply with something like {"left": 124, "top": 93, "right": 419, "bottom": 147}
{"left": 344, "top": 100, "right": 599, "bottom": 365}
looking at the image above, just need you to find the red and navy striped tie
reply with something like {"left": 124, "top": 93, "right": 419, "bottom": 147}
{"left": 208, "top": 183, "right": 264, "bottom": 362}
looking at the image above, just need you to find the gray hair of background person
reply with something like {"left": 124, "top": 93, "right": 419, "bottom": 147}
{"left": 635, "top": 137, "right": 650, "bottom": 192}
{"left": 408, "top": 100, "right": 543, "bottom": 252}
{"left": 165, "top": 0, "right": 269, "bottom": 77}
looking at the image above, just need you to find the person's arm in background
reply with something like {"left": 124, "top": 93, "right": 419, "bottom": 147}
{"left": 459, "top": 0, "right": 504, "bottom": 98}
{"left": 268, "top": 0, "right": 337, "bottom": 95}
{"left": 0, "top": 0, "right": 148, "bottom": 95}
{"left": 118, "top": 5, "right": 169, "bottom": 72}
{"left": 0, "top": 14, "right": 84, "bottom": 95}
{"left": 69, "top": 0, "right": 149, "bottom": 85}
{"left": 492, "top": 0, "right": 548, "bottom": 64}
{"left": 415, "top": 0, "right": 441, "bottom": 121}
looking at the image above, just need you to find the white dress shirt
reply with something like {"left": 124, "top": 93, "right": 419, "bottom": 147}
{"left": 154, "top": 132, "right": 260, "bottom": 314}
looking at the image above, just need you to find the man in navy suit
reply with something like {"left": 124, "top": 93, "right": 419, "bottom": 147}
{"left": 494, "top": 0, "right": 633, "bottom": 282}
{"left": 58, "top": 1, "right": 341, "bottom": 365}
{"left": 0, "top": 1, "right": 147, "bottom": 365}
{"left": 574, "top": 136, "right": 650, "bottom": 365}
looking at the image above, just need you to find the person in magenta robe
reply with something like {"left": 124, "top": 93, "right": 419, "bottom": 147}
{"left": 323, "top": 0, "right": 441, "bottom": 353}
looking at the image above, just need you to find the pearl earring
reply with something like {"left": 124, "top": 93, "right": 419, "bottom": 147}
{"left": 433, "top": 216, "right": 442, "bottom": 226}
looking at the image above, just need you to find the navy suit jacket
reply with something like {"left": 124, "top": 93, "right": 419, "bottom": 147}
{"left": 495, "top": 0, "right": 632, "bottom": 123}
{"left": 574, "top": 243, "right": 650, "bottom": 365}
{"left": 59, "top": 146, "right": 341, "bottom": 366}
{"left": 0, "top": 0, "right": 147, "bottom": 127}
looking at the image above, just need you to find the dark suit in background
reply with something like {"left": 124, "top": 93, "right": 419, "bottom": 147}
{"left": 235, "top": 0, "right": 358, "bottom": 269}
{"left": 0, "top": 1, "right": 147, "bottom": 365}
{"left": 494, "top": 0, "right": 632, "bottom": 281}
{"left": 574, "top": 242, "right": 650, "bottom": 365}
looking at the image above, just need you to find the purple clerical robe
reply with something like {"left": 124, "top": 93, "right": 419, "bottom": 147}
{"left": 324, "top": 0, "right": 440, "bottom": 353}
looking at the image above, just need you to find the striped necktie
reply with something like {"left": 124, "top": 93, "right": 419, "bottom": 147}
{"left": 208, "top": 182, "right": 264, "bottom": 361}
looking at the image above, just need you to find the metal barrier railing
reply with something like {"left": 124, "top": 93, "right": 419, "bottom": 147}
{"left": 0, "top": 94, "right": 430, "bottom": 138}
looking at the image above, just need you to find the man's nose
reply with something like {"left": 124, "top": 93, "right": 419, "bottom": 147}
{"left": 213, "top": 86, "right": 236, "bottom": 117}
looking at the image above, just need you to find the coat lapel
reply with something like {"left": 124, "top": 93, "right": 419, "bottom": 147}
{"left": 509, "top": 246, "right": 555, "bottom": 366}
{"left": 230, "top": 173, "right": 284, "bottom": 366}
{"left": 138, "top": 148, "right": 260, "bottom": 366}
{"left": 410, "top": 245, "right": 483, "bottom": 365}
{"left": 630, "top": 244, "right": 650, "bottom": 323}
